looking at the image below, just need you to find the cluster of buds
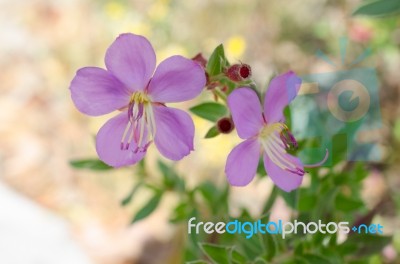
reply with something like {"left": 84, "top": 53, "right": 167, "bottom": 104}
{"left": 191, "top": 53, "right": 251, "bottom": 136}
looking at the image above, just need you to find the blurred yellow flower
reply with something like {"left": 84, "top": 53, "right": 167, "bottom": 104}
{"left": 148, "top": 2, "right": 168, "bottom": 21}
{"left": 104, "top": 2, "right": 125, "bottom": 19}
{"left": 226, "top": 36, "right": 246, "bottom": 59}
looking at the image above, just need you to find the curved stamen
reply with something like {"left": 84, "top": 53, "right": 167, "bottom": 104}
{"left": 265, "top": 139, "right": 296, "bottom": 170}
{"left": 120, "top": 92, "right": 156, "bottom": 152}
{"left": 303, "top": 149, "right": 329, "bottom": 168}
{"left": 259, "top": 122, "right": 305, "bottom": 176}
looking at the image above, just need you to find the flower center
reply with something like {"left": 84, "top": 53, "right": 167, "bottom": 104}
{"left": 120, "top": 92, "right": 156, "bottom": 153}
{"left": 258, "top": 123, "right": 305, "bottom": 176}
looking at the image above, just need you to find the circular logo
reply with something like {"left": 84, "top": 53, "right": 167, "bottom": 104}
{"left": 327, "top": 79, "right": 370, "bottom": 122}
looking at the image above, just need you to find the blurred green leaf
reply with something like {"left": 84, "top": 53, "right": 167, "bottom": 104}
{"left": 121, "top": 182, "right": 143, "bottom": 206}
{"left": 353, "top": 0, "right": 400, "bottom": 16}
{"left": 69, "top": 159, "right": 112, "bottom": 171}
{"left": 206, "top": 44, "right": 229, "bottom": 76}
{"left": 335, "top": 193, "right": 364, "bottom": 212}
{"left": 170, "top": 202, "right": 192, "bottom": 223}
{"left": 279, "top": 188, "right": 298, "bottom": 209}
{"left": 300, "top": 254, "right": 332, "bottom": 264}
{"left": 200, "top": 243, "right": 231, "bottom": 264}
{"left": 190, "top": 102, "right": 228, "bottom": 122}
{"left": 331, "top": 133, "right": 347, "bottom": 165}
{"left": 158, "top": 160, "right": 185, "bottom": 192}
{"left": 298, "top": 189, "right": 317, "bottom": 211}
{"left": 262, "top": 233, "right": 277, "bottom": 260}
{"left": 339, "top": 234, "right": 391, "bottom": 257}
{"left": 353, "top": 163, "right": 368, "bottom": 182}
{"left": 205, "top": 126, "right": 220, "bottom": 138}
{"left": 231, "top": 249, "right": 247, "bottom": 264}
{"left": 186, "top": 261, "right": 209, "bottom": 264}
{"left": 131, "top": 191, "right": 162, "bottom": 223}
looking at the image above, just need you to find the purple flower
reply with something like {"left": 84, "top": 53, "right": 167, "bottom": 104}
{"left": 225, "top": 71, "right": 328, "bottom": 192}
{"left": 70, "top": 33, "right": 206, "bottom": 167}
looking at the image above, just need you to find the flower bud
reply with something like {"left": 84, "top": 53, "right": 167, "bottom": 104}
{"left": 192, "top": 53, "right": 207, "bottom": 68}
{"left": 217, "top": 117, "right": 235, "bottom": 134}
{"left": 225, "top": 63, "right": 251, "bottom": 82}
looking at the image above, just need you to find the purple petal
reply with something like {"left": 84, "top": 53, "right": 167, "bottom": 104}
{"left": 70, "top": 67, "right": 130, "bottom": 116}
{"left": 153, "top": 105, "right": 194, "bottom": 160}
{"left": 227, "top": 88, "right": 264, "bottom": 139}
{"left": 96, "top": 112, "right": 145, "bottom": 167}
{"left": 263, "top": 71, "right": 302, "bottom": 123}
{"left": 225, "top": 139, "right": 261, "bottom": 186}
{"left": 105, "top": 33, "right": 156, "bottom": 92}
{"left": 263, "top": 152, "right": 303, "bottom": 192}
{"left": 147, "top": 56, "right": 206, "bottom": 103}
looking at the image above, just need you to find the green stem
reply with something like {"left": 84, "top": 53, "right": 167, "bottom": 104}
{"left": 262, "top": 186, "right": 279, "bottom": 214}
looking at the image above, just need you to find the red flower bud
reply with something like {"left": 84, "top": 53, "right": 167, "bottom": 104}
{"left": 192, "top": 53, "right": 207, "bottom": 68}
{"left": 217, "top": 117, "right": 235, "bottom": 134}
{"left": 225, "top": 63, "right": 251, "bottom": 82}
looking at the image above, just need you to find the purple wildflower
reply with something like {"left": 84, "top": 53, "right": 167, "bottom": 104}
{"left": 225, "top": 71, "right": 328, "bottom": 192}
{"left": 70, "top": 33, "right": 206, "bottom": 167}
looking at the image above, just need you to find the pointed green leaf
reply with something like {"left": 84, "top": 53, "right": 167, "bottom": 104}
{"left": 206, "top": 44, "right": 229, "bottom": 76}
{"left": 190, "top": 102, "right": 228, "bottom": 122}
{"left": 157, "top": 160, "right": 185, "bottom": 192}
{"left": 121, "top": 182, "right": 143, "bottom": 206}
{"left": 230, "top": 249, "right": 247, "bottom": 264}
{"left": 131, "top": 191, "right": 162, "bottom": 223}
{"left": 353, "top": 0, "right": 400, "bottom": 16}
{"left": 205, "top": 126, "right": 220, "bottom": 138}
{"left": 69, "top": 159, "right": 112, "bottom": 171}
{"left": 200, "top": 243, "right": 231, "bottom": 264}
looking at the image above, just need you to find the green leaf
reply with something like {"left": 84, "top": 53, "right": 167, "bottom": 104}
{"left": 262, "top": 233, "right": 277, "bottom": 260}
{"left": 69, "top": 159, "right": 112, "bottom": 171}
{"left": 206, "top": 44, "right": 229, "bottom": 76}
{"left": 205, "top": 126, "right": 220, "bottom": 138}
{"left": 339, "top": 234, "right": 392, "bottom": 257}
{"left": 157, "top": 160, "right": 185, "bottom": 192}
{"left": 300, "top": 254, "right": 331, "bottom": 264}
{"left": 190, "top": 102, "right": 228, "bottom": 122}
{"left": 131, "top": 191, "right": 162, "bottom": 223}
{"left": 230, "top": 249, "right": 247, "bottom": 264}
{"left": 170, "top": 202, "right": 191, "bottom": 223}
{"left": 353, "top": 0, "right": 400, "bottom": 16}
{"left": 353, "top": 163, "right": 368, "bottom": 182}
{"left": 335, "top": 193, "right": 364, "bottom": 212}
{"left": 121, "top": 182, "right": 143, "bottom": 206}
{"left": 186, "top": 261, "right": 209, "bottom": 264}
{"left": 298, "top": 189, "right": 317, "bottom": 211}
{"left": 197, "top": 182, "right": 218, "bottom": 212}
{"left": 279, "top": 188, "right": 299, "bottom": 209}
{"left": 200, "top": 243, "right": 231, "bottom": 264}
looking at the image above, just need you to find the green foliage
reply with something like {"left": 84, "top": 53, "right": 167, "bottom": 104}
{"left": 205, "top": 126, "right": 220, "bottom": 138}
{"left": 206, "top": 44, "right": 229, "bottom": 76}
{"left": 69, "top": 158, "right": 112, "bottom": 170}
{"left": 131, "top": 190, "right": 162, "bottom": 223}
{"left": 200, "top": 243, "right": 231, "bottom": 264}
{"left": 71, "top": 44, "right": 392, "bottom": 264}
{"left": 353, "top": 0, "right": 400, "bottom": 16}
{"left": 190, "top": 102, "right": 228, "bottom": 122}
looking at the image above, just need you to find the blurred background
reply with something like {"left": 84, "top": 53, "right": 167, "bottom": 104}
{"left": 1, "top": 0, "right": 400, "bottom": 263}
